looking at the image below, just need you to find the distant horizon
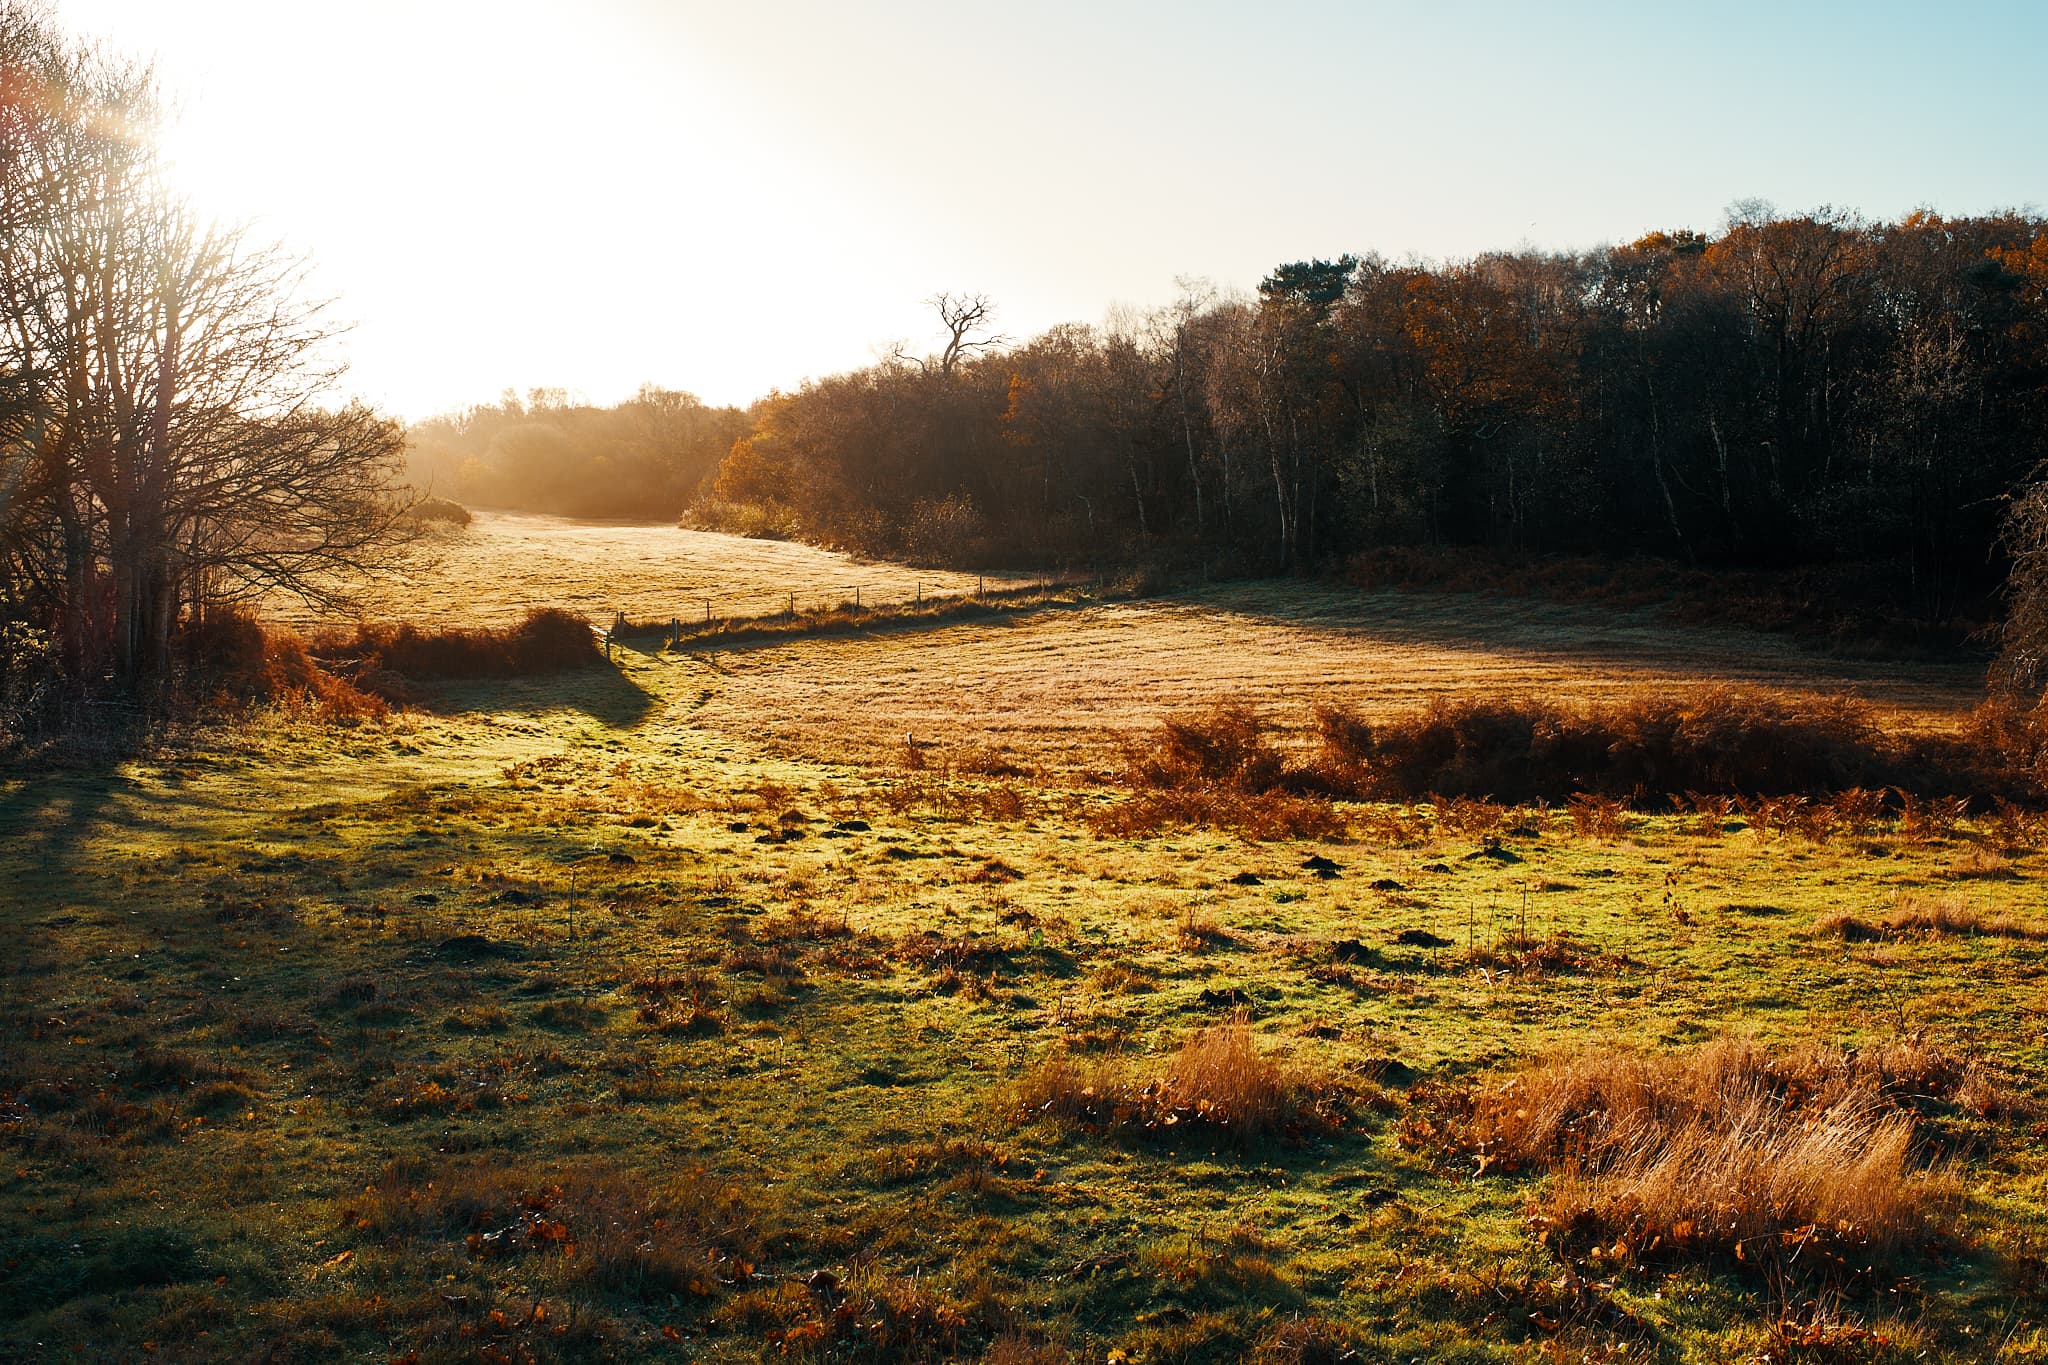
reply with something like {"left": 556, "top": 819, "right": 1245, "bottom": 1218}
{"left": 46, "top": 0, "right": 2048, "bottom": 421}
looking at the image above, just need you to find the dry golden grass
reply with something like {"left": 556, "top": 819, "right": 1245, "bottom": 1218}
{"left": 696, "top": 582, "right": 1984, "bottom": 775}
{"left": 1537, "top": 1100, "right": 1935, "bottom": 1262}
{"left": 1018, "top": 1018, "right": 1338, "bottom": 1146}
{"left": 267, "top": 509, "right": 1037, "bottom": 630}
{"left": 1950, "top": 846, "right": 2018, "bottom": 880}
{"left": 1087, "top": 788, "right": 1345, "bottom": 841}
{"left": 1419, "top": 1038, "right": 1985, "bottom": 1270}
{"left": 1882, "top": 891, "right": 2041, "bottom": 940}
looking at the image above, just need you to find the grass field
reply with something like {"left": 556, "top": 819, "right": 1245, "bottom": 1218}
{"left": 264, "top": 511, "right": 1045, "bottom": 631}
{"left": 6, "top": 540, "right": 2046, "bottom": 1363}
{"left": 694, "top": 582, "right": 1986, "bottom": 775}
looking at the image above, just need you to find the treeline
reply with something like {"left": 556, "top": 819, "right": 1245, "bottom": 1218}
{"left": 406, "top": 386, "right": 749, "bottom": 520}
{"left": 702, "top": 207, "right": 2048, "bottom": 630}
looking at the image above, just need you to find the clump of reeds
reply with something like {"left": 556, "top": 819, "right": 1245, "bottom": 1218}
{"left": 1407, "top": 1037, "right": 1992, "bottom": 1274}
{"left": 1017, "top": 1017, "right": 1340, "bottom": 1147}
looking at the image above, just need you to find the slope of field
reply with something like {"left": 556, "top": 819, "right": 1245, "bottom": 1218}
{"left": 265, "top": 509, "right": 1042, "bottom": 630}
{"left": 9, "top": 524, "right": 2041, "bottom": 1362}
{"left": 694, "top": 582, "right": 1988, "bottom": 775}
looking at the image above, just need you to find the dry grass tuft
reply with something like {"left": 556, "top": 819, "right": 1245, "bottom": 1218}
{"left": 1409, "top": 1038, "right": 1990, "bottom": 1273}
{"left": 745, "top": 1262, "right": 1015, "bottom": 1361}
{"left": 630, "top": 971, "right": 727, "bottom": 1034}
{"left": 345, "top": 1156, "right": 762, "bottom": 1303}
{"left": 1813, "top": 912, "right": 1886, "bottom": 944}
{"left": 1089, "top": 788, "right": 1344, "bottom": 842}
{"left": 1882, "top": 891, "right": 2039, "bottom": 940}
{"left": 1949, "top": 846, "right": 2017, "bottom": 880}
{"left": 1017, "top": 1017, "right": 1340, "bottom": 1147}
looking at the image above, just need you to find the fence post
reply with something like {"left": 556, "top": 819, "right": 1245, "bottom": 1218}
{"left": 916, "top": 581, "right": 922, "bottom": 604}
{"left": 855, "top": 585, "right": 861, "bottom": 609}
{"left": 704, "top": 599, "right": 711, "bottom": 625}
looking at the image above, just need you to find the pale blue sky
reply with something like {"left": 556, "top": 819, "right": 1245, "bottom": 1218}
{"left": 50, "top": 0, "right": 2048, "bottom": 416}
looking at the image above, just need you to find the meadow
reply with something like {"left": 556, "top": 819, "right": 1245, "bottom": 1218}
{"left": 263, "top": 511, "right": 1045, "bottom": 632}
{"left": 4, "top": 523, "right": 2046, "bottom": 1363}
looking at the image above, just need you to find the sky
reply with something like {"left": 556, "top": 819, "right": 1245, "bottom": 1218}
{"left": 47, "top": 0, "right": 2048, "bottom": 420}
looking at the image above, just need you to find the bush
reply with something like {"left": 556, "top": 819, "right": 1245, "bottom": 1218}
{"left": 1124, "top": 701, "right": 1291, "bottom": 793}
{"left": 1095, "top": 702, "right": 1346, "bottom": 839}
{"left": 184, "top": 607, "right": 387, "bottom": 722}
{"left": 319, "top": 607, "right": 600, "bottom": 681}
{"left": 1312, "top": 688, "right": 2045, "bottom": 805}
{"left": 402, "top": 494, "right": 472, "bottom": 528}
{"left": 0, "top": 617, "right": 60, "bottom": 736}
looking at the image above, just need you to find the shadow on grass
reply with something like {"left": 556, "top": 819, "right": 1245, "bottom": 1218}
{"left": 1173, "top": 581, "right": 1988, "bottom": 713}
{"left": 0, "top": 766, "right": 125, "bottom": 869}
{"left": 403, "top": 661, "right": 658, "bottom": 727}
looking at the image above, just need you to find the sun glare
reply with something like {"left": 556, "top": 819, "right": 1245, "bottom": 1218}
{"left": 51, "top": 0, "right": 941, "bottom": 417}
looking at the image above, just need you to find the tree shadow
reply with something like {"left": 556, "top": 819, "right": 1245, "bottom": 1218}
{"left": 0, "top": 742, "right": 293, "bottom": 868}
{"left": 0, "top": 766, "right": 126, "bottom": 869}
{"left": 405, "top": 660, "right": 659, "bottom": 728}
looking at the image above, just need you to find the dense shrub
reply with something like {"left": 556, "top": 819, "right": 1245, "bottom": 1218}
{"left": 185, "top": 607, "right": 387, "bottom": 721}
{"left": 1113, "top": 689, "right": 2048, "bottom": 812}
{"left": 402, "top": 494, "right": 472, "bottom": 527}
{"left": 0, "top": 618, "right": 60, "bottom": 736}
{"left": 320, "top": 607, "right": 600, "bottom": 680}
{"left": 1315, "top": 689, "right": 2047, "bottom": 804}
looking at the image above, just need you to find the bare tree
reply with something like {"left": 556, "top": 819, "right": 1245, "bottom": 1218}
{"left": 0, "top": 4, "right": 410, "bottom": 695}
{"left": 897, "top": 291, "right": 1006, "bottom": 377}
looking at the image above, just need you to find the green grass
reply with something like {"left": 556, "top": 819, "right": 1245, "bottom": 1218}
{"left": 3, "top": 641, "right": 2047, "bottom": 1362}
